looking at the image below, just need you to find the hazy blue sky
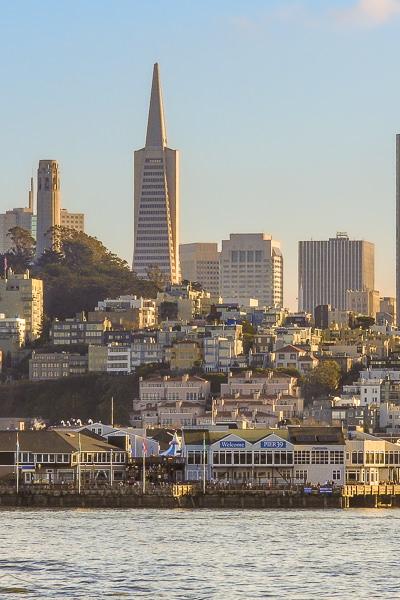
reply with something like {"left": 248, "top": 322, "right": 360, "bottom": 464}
{"left": 1, "top": 0, "right": 399, "bottom": 308}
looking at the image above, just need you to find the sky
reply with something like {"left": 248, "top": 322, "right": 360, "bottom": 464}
{"left": 0, "top": 0, "right": 400, "bottom": 309}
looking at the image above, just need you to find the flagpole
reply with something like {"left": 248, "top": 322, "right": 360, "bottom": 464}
{"left": 142, "top": 428, "right": 146, "bottom": 495}
{"left": 203, "top": 432, "right": 206, "bottom": 495}
{"left": 110, "top": 446, "right": 113, "bottom": 487}
{"left": 16, "top": 431, "right": 19, "bottom": 495}
{"left": 78, "top": 432, "right": 82, "bottom": 494}
{"left": 111, "top": 396, "right": 114, "bottom": 427}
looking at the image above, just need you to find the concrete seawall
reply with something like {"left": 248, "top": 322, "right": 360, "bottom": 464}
{"left": 0, "top": 489, "right": 343, "bottom": 509}
{"left": 1, "top": 488, "right": 399, "bottom": 509}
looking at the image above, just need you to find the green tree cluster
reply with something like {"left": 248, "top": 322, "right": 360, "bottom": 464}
{"left": 302, "top": 360, "right": 341, "bottom": 400}
{"left": 0, "top": 373, "right": 136, "bottom": 425}
{"left": 30, "top": 227, "right": 159, "bottom": 321}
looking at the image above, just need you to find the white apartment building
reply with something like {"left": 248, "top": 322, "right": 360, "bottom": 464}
{"left": 203, "top": 337, "right": 236, "bottom": 373}
{"left": 179, "top": 242, "right": 220, "bottom": 295}
{"left": 107, "top": 339, "right": 164, "bottom": 374}
{"left": 220, "top": 370, "right": 297, "bottom": 397}
{"left": 138, "top": 374, "right": 211, "bottom": 405}
{"left": 342, "top": 380, "right": 381, "bottom": 406}
{"left": 220, "top": 233, "right": 283, "bottom": 308}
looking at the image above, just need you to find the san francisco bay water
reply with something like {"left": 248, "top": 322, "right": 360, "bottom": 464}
{"left": 0, "top": 508, "right": 399, "bottom": 599}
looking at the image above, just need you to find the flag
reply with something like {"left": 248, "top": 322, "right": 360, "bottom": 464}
{"left": 142, "top": 438, "right": 147, "bottom": 456}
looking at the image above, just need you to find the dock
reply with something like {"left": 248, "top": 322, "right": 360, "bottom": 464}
{"left": 0, "top": 483, "right": 400, "bottom": 509}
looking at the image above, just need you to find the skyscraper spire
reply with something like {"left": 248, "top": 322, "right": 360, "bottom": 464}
{"left": 145, "top": 63, "right": 167, "bottom": 148}
{"left": 133, "top": 63, "right": 180, "bottom": 283}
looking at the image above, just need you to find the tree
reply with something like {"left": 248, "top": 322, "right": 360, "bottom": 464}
{"left": 159, "top": 301, "right": 178, "bottom": 321}
{"left": 242, "top": 319, "right": 256, "bottom": 354}
{"left": 32, "top": 227, "right": 159, "bottom": 320}
{"left": 302, "top": 360, "right": 341, "bottom": 400}
{"left": 1, "top": 226, "right": 36, "bottom": 273}
{"left": 146, "top": 265, "right": 166, "bottom": 289}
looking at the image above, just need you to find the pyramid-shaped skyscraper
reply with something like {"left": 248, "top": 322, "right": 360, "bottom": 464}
{"left": 133, "top": 63, "right": 180, "bottom": 283}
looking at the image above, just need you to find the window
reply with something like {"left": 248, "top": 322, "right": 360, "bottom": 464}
{"left": 351, "top": 451, "right": 363, "bottom": 464}
{"left": 330, "top": 451, "right": 344, "bottom": 464}
{"left": 295, "top": 470, "right": 308, "bottom": 482}
{"left": 294, "top": 451, "right": 310, "bottom": 464}
{"left": 311, "top": 450, "right": 329, "bottom": 464}
{"left": 332, "top": 470, "right": 341, "bottom": 481}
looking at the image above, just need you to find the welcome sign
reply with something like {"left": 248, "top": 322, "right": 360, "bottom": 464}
{"left": 220, "top": 440, "right": 246, "bottom": 449}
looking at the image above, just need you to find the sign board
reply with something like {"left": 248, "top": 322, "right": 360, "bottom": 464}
{"left": 319, "top": 487, "right": 333, "bottom": 495}
{"left": 260, "top": 440, "right": 287, "bottom": 449}
{"left": 20, "top": 465, "right": 35, "bottom": 472}
{"left": 219, "top": 441, "right": 246, "bottom": 449}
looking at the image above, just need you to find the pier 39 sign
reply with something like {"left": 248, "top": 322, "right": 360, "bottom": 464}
{"left": 219, "top": 439, "right": 287, "bottom": 449}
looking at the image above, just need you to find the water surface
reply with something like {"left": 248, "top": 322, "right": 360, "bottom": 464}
{"left": 0, "top": 508, "right": 398, "bottom": 598}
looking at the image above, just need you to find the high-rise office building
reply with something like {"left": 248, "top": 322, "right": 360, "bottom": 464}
{"left": 60, "top": 209, "right": 85, "bottom": 233}
{"left": 0, "top": 179, "right": 35, "bottom": 253}
{"left": 396, "top": 134, "right": 400, "bottom": 326}
{"left": 133, "top": 63, "right": 180, "bottom": 283}
{"left": 298, "top": 233, "right": 375, "bottom": 313}
{"left": 180, "top": 243, "right": 220, "bottom": 295}
{"left": 220, "top": 233, "right": 283, "bottom": 307}
{"left": 36, "top": 160, "right": 61, "bottom": 257}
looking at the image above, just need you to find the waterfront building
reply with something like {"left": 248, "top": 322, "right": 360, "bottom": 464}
{"left": 29, "top": 351, "right": 88, "bottom": 380}
{"left": 298, "top": 233, "right": 375, "bottom": 314}
{"left": 179, "top": 243, "right": 220, "bottom": 295}
{"left": 133, "top": 63, "right": 180, "bottom": 283}
{"left": 346, "top": 430, "right": 400, "bottom": 484}
{"left": 220, "top": 233, "right": 283, "bottom": 308}
{"left": 182, "top": 427, "right": 345, "bottom": 485}
{"left": 51, "top": 313, "right": 111, "bottom": 346}
{"left": 36, "top": 160, "right": 61, "bottom": 257}
{"left": 81, "top": 422, "right": 160, "bottom": 457}
{"left": 0, "top": 430, "right": 127, "bottom": 485}
{"left": 0, "top": 271, "right": 43, "bottom": 341}
{"left": 60, "top": 208, "right": 85, "bottom": 233}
